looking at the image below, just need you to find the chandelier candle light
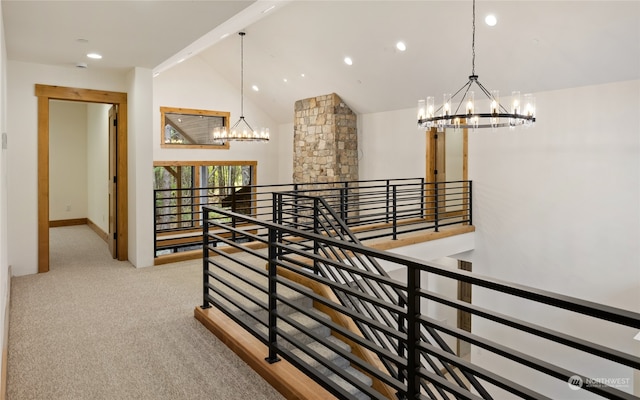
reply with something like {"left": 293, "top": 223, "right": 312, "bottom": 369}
{"left": 417, "top": 0, "right": 536, "bottom": 131}
{"left": 213, "top": 32, "right": 270, "bottom": 142}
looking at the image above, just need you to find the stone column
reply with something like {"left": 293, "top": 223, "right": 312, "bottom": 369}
{"left": 293, "top": 93, "right": 358, "bottom": 187}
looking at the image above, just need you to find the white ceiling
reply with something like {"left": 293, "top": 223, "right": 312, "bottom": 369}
{"left": 3, "top": 1, "right": 640, "bottom": 124}
{"left": 2, "top": 0, "right": 255, "bottom": 71}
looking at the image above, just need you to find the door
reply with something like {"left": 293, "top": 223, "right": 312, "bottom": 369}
{"left": 425, "top": 129, "right": 447, "bottom": 220}
{"left": 108, "top": 105, "right": 117, "bottom": 258}
{"left": 425, "top": 127, "right": 468, "bottom": 221}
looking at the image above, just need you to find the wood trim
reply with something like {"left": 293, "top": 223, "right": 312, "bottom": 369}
{"left": 462, "top": 128, "right": 468, "bottom": 181}
{"left": 37, "top": 84, "right": 128, "bottom": 273}
{"left": 49, "top": 218, "right": 87, "bottom": 227}
{"left": 116, "top": 103, "right": 128, "bottom": 261}
{"left": 37, "top": 96, "right": 50, "bottom": 273}
{"left": 87, "top": 218, "right": 108, "bottom": 243}
{"left": 195, "top": 306, "right": 338, "bottom": 400}
{"left": 161, "top": 143, "right": 231, "bottom": 150}
{"left": 154, "top": 250, "right": 201, "bottom": 265}
{"left": 425, "top": 127, "right": 437, "bottom": 184}
{"left": 364, "top": 225, "right": 475, "bottom": 252}
{"left": 35, "top": 85, "right": 126, "bottom": 104}
{"left": 153, "top": 160, "right": 258, "bottom": 167}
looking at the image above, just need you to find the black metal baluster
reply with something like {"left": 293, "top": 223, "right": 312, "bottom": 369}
{"left": 406, "top": 265, "right": 421, "bottom": 400}
{"left": 392, "top": 185, "right": 398, "bottom": 240}
{"left": 265, "top": 226, "right": 281, "bottom": 364}
{"left": 201, "top": 208, "right": 211, "bottom": 310}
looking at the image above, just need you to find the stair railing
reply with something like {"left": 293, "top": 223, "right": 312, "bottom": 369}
{"left": 274, "top": 189, "right": 489, "bottom": 398}
{"left": 202, "top": 205, "right": 640, "bottom": 400}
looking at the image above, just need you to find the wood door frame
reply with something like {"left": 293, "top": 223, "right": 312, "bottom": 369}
{"left": 425, "top": 127, "right": 468, "bottom": 184}
{"left": 425, "top": 127, "right": 468, "bottom": 222}
{"left": 36, "top": 84, "right": 128, "bottom": 273}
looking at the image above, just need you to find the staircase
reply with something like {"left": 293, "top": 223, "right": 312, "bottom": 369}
{"left": 208, "top": 251, "right": 374, "bottom": 400}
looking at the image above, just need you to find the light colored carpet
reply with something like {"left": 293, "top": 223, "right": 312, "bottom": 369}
{"left": 7, "top": 225, "right": 285, "bottom": 400}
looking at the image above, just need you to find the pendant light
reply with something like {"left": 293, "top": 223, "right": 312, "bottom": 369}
{"left": 213, "top": 32, "right": 270, "bottom": 142}
{"left": 417, "top": 0, "right": 536, "bottom": 131}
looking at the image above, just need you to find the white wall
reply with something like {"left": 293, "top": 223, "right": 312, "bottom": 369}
{"left": 277, "top": 122, "right": 294, "bottom": 183}
{"left": 467, "top": 80, "right": 640, "bottom": 398}
{"left": 49, "top": 101, "right": 110, "bottom": 231}
{"left": 0, "top": 2, "right": 8, "bottom": 392}
{"left": 127, "top": 67, "right": 154, "bottom": 269}
{"left": 359, "top": 107, "right": 426, "bottom": 180}
{"left": 6, "top": 61, "right": 128, "bottom": 276}
{"left": 86, "top": 103, "right": 110, "bottom": 233}
{"left": 153, "top": 56, "right": 280, "bottom": 185}
{"left": 49, "top": 101, "right": 88, "bottom": 221}
{"left": 353, "top": 80, "right": 640, "bottom": 398}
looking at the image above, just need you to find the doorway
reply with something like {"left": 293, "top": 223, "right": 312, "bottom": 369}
{"left": 425, "top": 127, "right": 468, "bottom": 186}
{"left": 425, "top": 126, "right": 468, "bottom": 221}
{"left": 36, "top": 84, "right": 128, "bottom": 273}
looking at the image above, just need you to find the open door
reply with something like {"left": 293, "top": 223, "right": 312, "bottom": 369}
{"left": 108, "top": 105, "right": 117, "bottom": 258}
{"left": 425, "top": 126, "right": 468, "bottom": 221}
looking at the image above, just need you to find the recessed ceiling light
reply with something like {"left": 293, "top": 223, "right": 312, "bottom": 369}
{"left": 86, "top": 53, "right": 102, "bottom": 59}
{"left": 344, "top": 57, "right": 353, "bottom": 66}
{"left": 485, "top": 14, "right": 497, "bottom": 26}
{"left": 283, "top": 78, "right": 288, "bottom": 83}
{"left": 300, "top": 73, "right": 305, "bottom": 78}
{"left": 396, "top": 41, "right": 407, "bottom": 52}
{"left": 252, "top": 85, "right": 260, "bottom": 92}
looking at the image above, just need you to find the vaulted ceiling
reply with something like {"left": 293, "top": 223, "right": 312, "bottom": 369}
{"left": 3, "top": 1, "right": 640, "bottom": 124}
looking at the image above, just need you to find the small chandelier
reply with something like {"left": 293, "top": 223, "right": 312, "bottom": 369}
{"left": 213, "top": 32, "right": 270, "bottom": 143}
{"left": 417, "top": 0, "right": 536, "bottom": 131}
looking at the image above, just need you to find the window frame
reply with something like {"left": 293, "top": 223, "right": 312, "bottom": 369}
{"left": 153, "top": 160, "right": 257, "bottom": 231}
{"left": 160, "top": 106, "right": 230, "bottom": 149}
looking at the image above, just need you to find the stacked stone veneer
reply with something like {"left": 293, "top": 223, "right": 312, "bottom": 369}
{"left": 293, "top": 93, "right": 358, "bottom": 187}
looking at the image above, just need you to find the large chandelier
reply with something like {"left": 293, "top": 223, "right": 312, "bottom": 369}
{"left": 417, "top": 0, "right": 536, "bottom": 131}
{"left": 213, "top": 32, "right": 270, "bottom": 142}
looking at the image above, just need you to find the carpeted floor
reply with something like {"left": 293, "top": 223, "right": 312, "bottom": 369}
{"left": 7, "top": 225, "right": 285, "bottom": 400}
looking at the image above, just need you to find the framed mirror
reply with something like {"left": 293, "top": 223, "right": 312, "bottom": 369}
{"left": 160, "top": 106, "right": 230, "bottom": 149}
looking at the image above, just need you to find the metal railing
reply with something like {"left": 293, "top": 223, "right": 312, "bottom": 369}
{"left": 154, "top": 178, "right": 471, "bottom": 256}
{"left": 273, "top": 192, "right": 489, "bottom": 398}
{"left": 201, "top": 202, "right": 640, "bottom": 400}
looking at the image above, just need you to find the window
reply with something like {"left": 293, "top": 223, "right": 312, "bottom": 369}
{"left": 160, "top": 106, "right": 230, "bottom": 149}
{"left": 153, "top": 161, "right": 256, "bottom": 256}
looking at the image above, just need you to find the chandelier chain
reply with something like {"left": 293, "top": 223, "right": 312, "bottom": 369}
{"left": 471, "top": 0, "right": 476, "bottom": 76}
{"left": 240, "top": 32, "right": 245, "bottom": 118}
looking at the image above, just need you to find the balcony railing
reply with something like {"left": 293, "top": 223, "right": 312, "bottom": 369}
{"left": 200, "top": 199, "right": 640, "bottom": 400}
{"left": 154, "top": 178, "right": 471, "bottom": 257}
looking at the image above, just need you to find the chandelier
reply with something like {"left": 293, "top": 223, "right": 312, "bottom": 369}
{"left": 213, "top": 32, "right": 270, "bottom": 142}
{"left": 417, "top": 0, "right": 536, "bottom": 131}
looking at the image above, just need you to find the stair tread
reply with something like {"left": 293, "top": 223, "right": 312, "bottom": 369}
{"left": 209, "top": 262, "right": 314, "bottom": 319}
{"left": 326, "top": 366, "right": 372, "bottom": 400}
{"left": 290, "top": 336, "right": 351, "bottom": 374}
